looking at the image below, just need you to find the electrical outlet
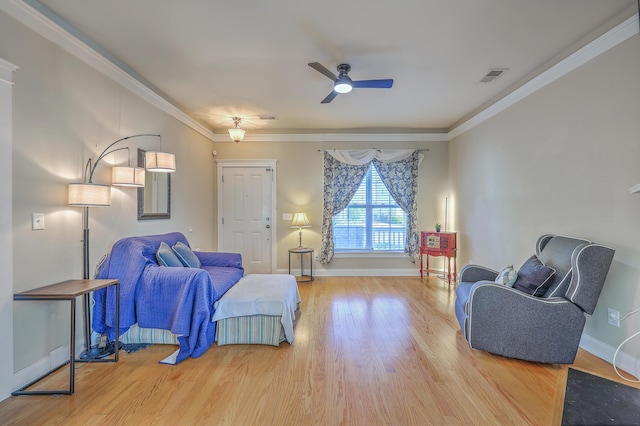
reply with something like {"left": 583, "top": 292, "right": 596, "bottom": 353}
{"left": 608, "top": 308, "right": 620, "bottom": 327}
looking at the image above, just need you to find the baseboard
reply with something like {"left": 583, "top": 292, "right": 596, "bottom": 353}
{"left": 276, "top": 268, "right": 421, "bottom": 277}
{"left": 12, "top": 344, "right": 73, "bottom": 392}
{"left": 13, "top": 355, "right": 52, "bottom": 392}
{"left": 580, "top": 333, "right": 640, "bottom": 380}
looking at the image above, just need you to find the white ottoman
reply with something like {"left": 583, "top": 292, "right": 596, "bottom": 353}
{"left": 212, "top": 274, "right": 301, "bottom": 346}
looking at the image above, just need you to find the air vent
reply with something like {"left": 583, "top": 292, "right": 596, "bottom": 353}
{"left": 479, "top": 68, "right": 508, "bottom": 83}
{"left": 258, "top": 115, "right": 278, "bottom": 121}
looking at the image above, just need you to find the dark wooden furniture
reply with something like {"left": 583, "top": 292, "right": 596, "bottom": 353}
{"left": 420, "top": 231, "right": 457, "bottom": 284}
{"left": 12, "top": 279, "right": 119, "bottom": 395}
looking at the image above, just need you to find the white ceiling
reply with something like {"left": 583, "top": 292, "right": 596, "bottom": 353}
{"left": 21, "top": 1, "right": 640, "bottom": 134}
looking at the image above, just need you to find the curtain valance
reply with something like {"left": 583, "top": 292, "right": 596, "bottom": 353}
{"left": 324, "top": 149, "right": 424, "bottom": 166}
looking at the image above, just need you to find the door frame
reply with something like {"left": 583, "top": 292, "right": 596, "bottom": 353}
{"left": 0, "top": 57, "right": 17, "bottom": 401}
{"left": 216, "top": 159, "right": 278, "bottom": 274}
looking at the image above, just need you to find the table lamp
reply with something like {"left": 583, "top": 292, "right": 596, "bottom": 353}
{"left": 291, "top": 212, "right": 311, "bottom": 249}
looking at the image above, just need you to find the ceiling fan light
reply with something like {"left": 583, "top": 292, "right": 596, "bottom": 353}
{"left": 334, "top": 81, "right": 352, "bottom": 94}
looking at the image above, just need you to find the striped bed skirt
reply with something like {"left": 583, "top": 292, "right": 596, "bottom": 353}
{"left": 118, "top": 306, "right": 300, "bottom": 347}
{"left": 119, "top": 324, "right": 180, "bottom": 345}
{"left": 216, "top": 314, "right": 286, "bottom": 346}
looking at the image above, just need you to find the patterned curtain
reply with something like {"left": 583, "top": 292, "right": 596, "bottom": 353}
{"left": 320, "top": 152, "right": 369, "bottom": 264}
{"left": 372, "top": 151, "right": 420, "bottom": 262}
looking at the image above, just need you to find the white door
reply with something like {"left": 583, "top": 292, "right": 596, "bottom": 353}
{"left": 218, "top": 161, "right": 276, "bottom": 274}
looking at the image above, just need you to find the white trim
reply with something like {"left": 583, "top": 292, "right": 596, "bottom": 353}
{"left": 0, "top": 0, "right": 216, "bottom": 141}
{"left": 276, "top": 268, "right": 420, "bottom": 277}
{"left": 448, "top": 14, "right": 639, "bottom": 140}
{"left": 580, "top": 333, "right": 640, "bottom": 379}
{"left": 333, "top": 252, "right": 408, "bottom": 259}
{"left": 0, "top": 58, "right": 19, "bottom": 72}
{"left": 0, "top": 54, "right": 14, "bottom": 402}
{"left": 0, "top": 58, "right": 18, "bottom": 87}
{"left": 211, "top": 132, "right": 448, "bottom": 143}
{"left": 13, "top": 344, "right": 74, "bottom": 392}
{"left": 13, "top": 356, "right": 50, "bottom": 393}
{"left": 216, "top": 159, "right": 278, "bottom": 274}
{"left": 215, "top": 159, "right": 278, "bottom": 168}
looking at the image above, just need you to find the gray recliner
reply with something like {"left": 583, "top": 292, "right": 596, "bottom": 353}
{"left": 454, "top": 234, "right": 615, "bottom": 364}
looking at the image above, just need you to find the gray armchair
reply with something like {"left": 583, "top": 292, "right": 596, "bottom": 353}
{"left": 454, "top": 234, "right": 615, "bottom": 364}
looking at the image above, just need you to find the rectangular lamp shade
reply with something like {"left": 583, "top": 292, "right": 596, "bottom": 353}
{"left": 68, "top": 183, "right": 112, "bottom": 206}
{"left": 146, "top": 151, "right": 176, "bottom": 172}
{"left": 112, "top": 166, "right": 145, "bottom": 187}
{"left": 291, "top": 212, "right": 311, "bottom": 228}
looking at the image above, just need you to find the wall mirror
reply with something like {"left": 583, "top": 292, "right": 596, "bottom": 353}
{"left": 137, "top": 148, "right": 171, "bottom": 220}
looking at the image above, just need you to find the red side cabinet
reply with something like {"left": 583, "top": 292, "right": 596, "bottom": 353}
{"left": 420, "top": 231, "right": 457, "bottom": 284}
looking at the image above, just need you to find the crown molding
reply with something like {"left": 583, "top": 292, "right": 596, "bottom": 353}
{"left": 2, "top": 0, "right": 637, "bottom": 144}
{"left": 211, "top": 132, "right": 448, "bottom": 143}
{"left": 0, "top": 57, "right": 19, "bottom": 86}
{"left": 448, "top": 13, "right": 639, "bottom": 140}
{"left": 0, "top": 0, "right": 217, "bottom": 141}
{"left": 0, "top": 57, "right": 19, "bottom": 72}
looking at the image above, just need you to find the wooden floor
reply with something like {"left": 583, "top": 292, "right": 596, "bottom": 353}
{"left": 1, "top": 276, "right": 637, "bottom": 425}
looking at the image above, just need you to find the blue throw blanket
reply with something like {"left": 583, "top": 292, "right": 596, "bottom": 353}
{"left": 92, "top": 232, "right": 243, "bottom": 363}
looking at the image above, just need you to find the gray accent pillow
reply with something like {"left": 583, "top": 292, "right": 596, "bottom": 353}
{"left": 495, "top": 265, "right": 517, "bottom": 287}
{"left": 156, "top": 241, "right": 184, "bottom": 267}
{"left": 513, "top": 255, "right": 556, "bottom": 297}
{"left": 172, "top": 241, "right": 201, "bottom": 268}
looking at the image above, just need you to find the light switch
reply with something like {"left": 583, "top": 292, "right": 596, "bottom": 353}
{"left": 283, "top": 213, "right": 293, "bottom": 221}
{"left": 32, "top": 213, "right": 44, "bottom": 230}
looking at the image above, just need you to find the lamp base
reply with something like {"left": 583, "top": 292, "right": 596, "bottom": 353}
{"left": 79, "top": 342, "right": 119, "bottom": 360}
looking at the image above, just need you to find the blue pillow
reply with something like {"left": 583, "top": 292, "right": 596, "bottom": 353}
{"left": 172, "top": 241, "right": 201, "bottom": 268}
{"left": 156, "top": 241, "right": 184, "bottom": 267}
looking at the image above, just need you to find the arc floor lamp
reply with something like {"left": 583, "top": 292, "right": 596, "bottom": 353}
{"left": 68, "top": 133, "right": 175, "bottom": 359}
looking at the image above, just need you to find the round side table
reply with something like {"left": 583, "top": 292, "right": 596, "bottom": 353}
{"left": 288, "top": 248, "right": 314, "bottom": 282}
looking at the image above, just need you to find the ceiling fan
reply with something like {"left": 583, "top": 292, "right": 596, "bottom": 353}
{"left": 308, "top": 62, "right": 393, "bottom": 104}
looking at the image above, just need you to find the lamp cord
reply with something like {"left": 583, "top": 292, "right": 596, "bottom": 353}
{"left": 612, "top": 330, "right": 640, "bottom": 383}
{"left": 611, "top": 305, "right": 640, "bottom": 382}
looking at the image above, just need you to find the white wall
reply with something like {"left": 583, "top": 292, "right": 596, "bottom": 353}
{"left": 211, "top": 139, "right": 450, "bottom": 276}
{"left": 449, "top": 35, "right": 640, "bottom": 365}
{"left": 0, "top": 11, "right": 217, "bottom": 384}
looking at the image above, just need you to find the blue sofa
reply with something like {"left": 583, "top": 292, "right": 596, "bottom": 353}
{"left": 92, "top": 232, "right": 244, "bottom": 363}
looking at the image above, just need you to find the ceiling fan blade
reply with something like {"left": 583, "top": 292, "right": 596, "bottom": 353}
{"left": 321, "top": 91, "right": 339, "bottom": 104}
{"left": 352, "top": 79, "right": 394, "bottom": 89}
{"left": 308, "top": 62, "right": 337, "bottom": 81}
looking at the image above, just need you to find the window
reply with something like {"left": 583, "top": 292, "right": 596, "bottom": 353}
{"left": 333, "top": 164, "right": 407, "bottom": 252}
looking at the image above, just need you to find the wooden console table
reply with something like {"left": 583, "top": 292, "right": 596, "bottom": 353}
{"left": 420, "top": 231, "right": 457, "bottom": 284}
{"left": 13, "top": 279, "right": 119, "bottom": 395}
